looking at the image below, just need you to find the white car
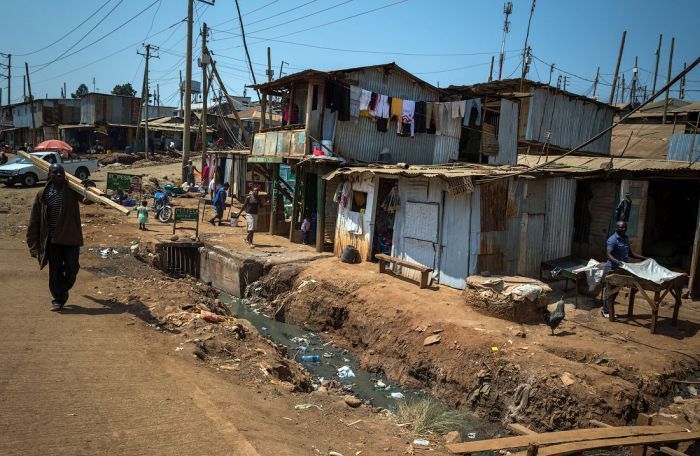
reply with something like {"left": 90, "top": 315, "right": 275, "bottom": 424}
{"left": 0, "top": 151, "right": 99, "bottom": 187}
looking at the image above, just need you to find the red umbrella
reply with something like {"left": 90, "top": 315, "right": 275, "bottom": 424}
{"left": 35, "top": 140, "right": 73, "bottom": 152}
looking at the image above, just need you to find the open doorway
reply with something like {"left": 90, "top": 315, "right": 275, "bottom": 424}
{"left": 371, "top": 178, "right": 398, "bottom": 260}
{"left": 643, "top": 180, "right": 700, "bottom": 271}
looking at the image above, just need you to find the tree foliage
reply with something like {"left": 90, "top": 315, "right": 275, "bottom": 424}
{"left": 71, "top": 83, "right": 89, "bottom": 99}
{"left": 111, "top": 83, "right": 137, "bottom": 97}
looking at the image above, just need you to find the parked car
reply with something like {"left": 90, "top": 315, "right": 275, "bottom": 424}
{"left": 0, "top": 151, "right": 99, "bottom": 187}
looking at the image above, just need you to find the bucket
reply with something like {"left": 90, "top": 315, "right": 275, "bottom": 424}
{"left": 340, "top": 245, "right": 359, "bottom": 264}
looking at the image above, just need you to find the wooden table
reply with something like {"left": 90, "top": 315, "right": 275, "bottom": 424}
{"left": 603, "top": 273, "right": 687, "bottom": 334}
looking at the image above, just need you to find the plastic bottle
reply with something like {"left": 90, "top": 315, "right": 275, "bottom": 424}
{"left": 299, "top": 355, "right": 320, "bottom": 363}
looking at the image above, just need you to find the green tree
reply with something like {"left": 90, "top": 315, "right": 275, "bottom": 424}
{"left": 71, "top": 83, "right": 89, "bottom": 99}
{"left": 111, "top": 83, "right": 137, "bottom": 97}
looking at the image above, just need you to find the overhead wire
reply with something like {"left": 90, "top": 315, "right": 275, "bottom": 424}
{"left": 210, "top": 0, "right": 284, "bottom": 29}
{"left": 12, "top": 0, "right": 115, "bottom": 57}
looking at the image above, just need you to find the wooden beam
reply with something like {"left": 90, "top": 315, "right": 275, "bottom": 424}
{"left": 208, "top": 57, "right": 251, "bottom": 145}
{"left": 447, "top": 425, "right": 688, "bottom": 454}
{"left": 18, "top": 151, "right": 130, "bottom": 215}
{"left": 588, "top": 420, "right": 612, "bottom": 428}
{"left": 508, "top": 424, "right": 539, "bottom": 435}
{"left": 512, "top": 431, "right": 700, "bottom": 456}
{"left": 588, "top": 418, "right": 690, "bottom": 456}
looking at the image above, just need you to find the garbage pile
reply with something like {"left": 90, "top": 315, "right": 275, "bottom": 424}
{"left": 464, "top": 275, "right": 551, "bottom": 323}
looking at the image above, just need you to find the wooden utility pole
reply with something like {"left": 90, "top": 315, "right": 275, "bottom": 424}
{"left": 63, "top": 82, "right": 67, "bottom": 99}
{"left": 652, "top": 34, "right": 662, "bottom": 96}
{"left": 139, "top": 44, "right": 159, "bottom": 160}
{"left": 179, "top": 70, "right": 183, "bottom": 111}
{"left": 520, "top": 0, "right": 536, "bottom": 89}
{"left": 182, "top": 0, "right": 195, "bottom": 180}
{"left": 620, "top": 73, "right": 626, "bottom": 103}
{"left": 679, "top": 61, "right": 687, "bottom": 100}
{"left": 548, "top": 63, "right": 555, "bottom": 85}
{"left": 200, "top": 22, "right": 209, "bottom": 173}
{"left": 23, "top": 75, "right": 26, "bottom": 101}
{"left": 488, "top": 56, "right": 495, "bottom": 82}
{"left": 609, "top": 30, "right": 626, "bottom": 104}
{"left": 24, "top": 62, "right": 36, "bottom": 146}
{"left": 562, "top": 75, "right": 568, "bottom": 91}
{"left": 592, "top": 66, "right": 600, "bottom": 98}
{"left": 7, "top": 54, "right": 11, "bottom": 108}
{"left": 267, "top": 47, "right": 273, "bottom": 127}
{"left": 662, "top": 37, "right": 675, "bottom": 124}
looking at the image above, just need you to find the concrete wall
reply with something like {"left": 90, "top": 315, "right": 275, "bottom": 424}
{"left": 199, "top": 245, "right": 264, "bottom": 298}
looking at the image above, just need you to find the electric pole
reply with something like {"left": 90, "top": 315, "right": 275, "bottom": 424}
{"left": 563, "top": 75, "right": 567, "bottom": 91}
{"left": 679, "top": 61, "right": 687, "bottom": 100}
{"left": 630, "top": 56, "right": 638, "bottom": 105}
{"left": 23, "top": 75, "right": 26, "bottom": 101}
{"left": 548, "top": 63, "right": 554, "bottom": 85}
{"left": 138, "top": 43, "right": 159, "bottom": 160}
{"left": 278, "top": 60, "right": 288, "bottom": 79}
{"left": 592, "top": 66, "right": 600, "bottom": 98}
{"left": 488, "top": 56, "right": 495, "bottom": 82}
{"left": 179, "top": 70, "right": 183, "bottom": 111}
{"left": 520, "top": 0, "right": 536, "bottom": 89}
{"left": 200, "top": 22, "right": 209, "bottom": 173}
{"left": 7, "top": 54, "right": 11, "bottom": 108}
{"left": 662, "top": 37, "right": 675, "bottom": 124}
{"left": 609, "top": 31, "right": 626, "bottom": 105}
{"left": 25, "top": 62, "right": 36, "bottom": 146}
{"left": 652, "top": 34, "right": 662, "bottom": 96}
{"left": 498, "top": 2, "right": 513, "bottom": 80}
{"left": 267, "top": 47, "right": 273, "bottom": 127}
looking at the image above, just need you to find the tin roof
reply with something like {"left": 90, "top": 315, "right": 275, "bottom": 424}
{"left": 323, "top": 163, "right": 529, "bottom": 181}
{"left": 248, "top": 62, "right": 441, "bottom": 93}
{"left": 518, "top": 154, "right": 700, "bottom": 175}
{"left": 610, "top": 123, "right": 676, "bottom": 159}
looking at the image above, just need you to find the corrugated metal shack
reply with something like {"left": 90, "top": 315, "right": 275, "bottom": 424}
{"left": 246, "top": 62, "right": 459, "bottom": 248}
{"left": 519, "top": 154, "right": 700, "bottom": 296}
{"left": 323, "top": 164, "right": 578, "bottom": 289}
{"left": 0, "top": 98, "right": 80, "bottom": 146}
{"left": 446, "top": 79, "right": 615, "bottom": 164}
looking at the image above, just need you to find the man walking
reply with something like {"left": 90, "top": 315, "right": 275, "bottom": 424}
{"left": 26, "top": 164, "right": 89, "bottom": 311}
{"left": 209, "top": 182, "right": 229, "bottom": 226}
{"left": 602, "top": 221, "right": 646, "bottom": 319}
{"left": 184, "top": 160, "right": 199, "bottom": 187}
{"left": 235, "top": 188, "right": 261, "bottom": 248}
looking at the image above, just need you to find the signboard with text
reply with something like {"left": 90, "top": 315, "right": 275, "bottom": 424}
{"left": 173, "top": 204, "right": 201, "bottom": 237}
{"left": 107, "top": 172, "right": 142, "bottom": 193}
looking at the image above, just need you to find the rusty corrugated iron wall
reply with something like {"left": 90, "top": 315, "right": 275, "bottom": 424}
{"left": 489, "top": 99, "right": 519, "bottom": 165}
{"left": 668, "top": 133, "right": 700, "bottom": 162}
{"left": 542, "top": 177, "right": 577, "bottom": 262}
{"left": 333, "top": 68, "right": 458, "bottom": 165}
{"left": 525, "top": 88, "right": 614, "bottom": 155}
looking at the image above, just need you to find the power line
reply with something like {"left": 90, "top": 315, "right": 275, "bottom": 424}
{"left": 531, "top": 54, "right": 612, "bottom": 86}
{"left": 212, "top": 0, "right": 317, "bottom": 30}
{"left": 414, "top": 54, "right": 519, "bottom": 75}
{"left": 12, "top": 0, "right": 114, "bottom": 57}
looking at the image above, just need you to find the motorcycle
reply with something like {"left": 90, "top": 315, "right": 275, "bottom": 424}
{"left": 153, "top": 190, "right": 173, "bottom": 222}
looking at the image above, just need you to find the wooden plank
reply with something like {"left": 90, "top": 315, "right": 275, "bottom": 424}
{"left": 588, "top": 420, "right": 612, "bottom": 428}
{"left": 508, "top": 423, "right": 539, "bottom": 435}
{"left": 447, "top": 425, "right": 687, "bottom": 454}
{"left": 528, "top": 431, "right": 700, "bottom": 456}
{"left": 375, "top": 254, "right": 432, "bottom": 273}
{"left": 588, "top": 419, "right": 690, "bottom": 456}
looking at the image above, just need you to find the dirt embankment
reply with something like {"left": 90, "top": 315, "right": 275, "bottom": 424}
{"left": 248, "top": 263, "right": 700, "bottom": 431}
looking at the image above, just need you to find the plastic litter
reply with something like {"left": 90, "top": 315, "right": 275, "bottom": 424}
{"left": 390, "top": 392, "right": 405, "bottom": 399}
{"left": 300, "top": 355, "right": 320, "bottom": 363}
{"left": 294, "top": 403, "right": 322, "bottom": 410}
{"left": 468, "top": 432, "right": 476, "bottom": 439}
{"left": 413, "top": 439, "right": 429, "bottom": 447}
{"left": 337, "top": 366, "right": 356, "bottom": 378}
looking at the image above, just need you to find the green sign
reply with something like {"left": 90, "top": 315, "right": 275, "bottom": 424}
{"left": 107, "top": 172, "right": 142, "bottom": 192}
{"left": 174, "top": 207, "right": 199, "bottom": 222}
{"left": 247, "top": 155, "right": 283, "bottom": 163}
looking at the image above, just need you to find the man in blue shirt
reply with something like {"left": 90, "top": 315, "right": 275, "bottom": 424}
{"left": 602, "top": 221, "right": 646, "bottom": 318}
{"left": 208, "top": 182, "right": 229, "bottom": 226}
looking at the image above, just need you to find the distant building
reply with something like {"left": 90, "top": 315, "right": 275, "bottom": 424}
{"left": 0, "top": 98, "right": 81, "bottom": 147}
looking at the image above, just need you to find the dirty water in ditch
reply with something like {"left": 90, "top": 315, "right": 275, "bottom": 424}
{"left": 222, "top": 292, "right": 498, "bottom": 440}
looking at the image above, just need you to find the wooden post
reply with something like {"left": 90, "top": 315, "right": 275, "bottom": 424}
{"left": 688, "top": 199, "right": 700, "bottom": 297}
{"left": 182, "top": 0, "right": 194, "bottom": 180}
{"left": 144, "top": 44, "right": 151, "bottom": 160}
{"left": 628, "top": 287, "right": 637, "bottom": 319}
{"left": 270, "top": 163, "right": 279, "bottom": 235}
{"left": 267, "top": 47, "right": 273, "bottom": 128}
{"left": 609, "top": 31, "right": 627, "bottom": 105}
{"left": 316, "top": 175, "right": 326, "bottom": 252}
{"left": 593, "top": 67, "right": 600, "bottom": 98}
{"left": 631, "top": 413, "right": 653, "bottom": 456}
{"left": 259, "top": 92, "right": 267, "bottom": 131}
{"left": 662, "top": 37, "right": 675, "bottom": 124}
{"left": 208, "top": 60, "right": 251, "bottom": 144}
{"left": 289, "top": 164, "right": 302, "bottom": 241}
{"left": 287, "top": 83, "right": 295, "bottom": 126}
{"left": 304, "top": 80, "right": 315, "bottom": 154}
{"left": 201, "top": 22, "right": 208, "bottom": 171}
{"left": 24, "top": 62, "right": 36, "bottom": 146}
{"left": 651, "top": 289, "right": 660, "bottom": 334}
{"left": 488, "top": 55, "right": 495, "bottom": 82}
{"left": 652, "top": 34, "right": 663, "bottom": 96}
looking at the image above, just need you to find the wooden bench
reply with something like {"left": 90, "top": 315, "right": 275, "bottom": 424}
{"left": 375, "top": 253, "right": 433, "bottom": 289}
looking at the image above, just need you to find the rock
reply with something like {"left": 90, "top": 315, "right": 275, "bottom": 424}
{"left": 171, "top": 235, "right": 179, "bottom": 241}
{"left": 560, "top": 372, "right": 575, "bottom": 386}
{"left": 445, "top": 431, "right": 462, "bottom": 444}
{"left": 673, "top": 396, "right": 685, "bottom": 404}
{"left": 343, "top": 395, "right": 363, "bottom": 408}
{"left": 423, "top": 334, "right": 442, "bottom": 346}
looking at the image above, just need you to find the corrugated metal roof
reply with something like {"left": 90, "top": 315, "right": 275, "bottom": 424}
{"left": 323, "top": 163, "right": 526, "bottom": 180}
{"left": 671, "top": 101, "right": 700, "bottom": 113}
{"left": 518, "top": 154, "right": 700, "bottom": 173}
{"left": 610, "top": 123, "right": 675, "bottom": 159}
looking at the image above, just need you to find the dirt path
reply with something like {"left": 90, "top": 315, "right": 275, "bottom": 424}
{"left": 0, "top": 239, "right": 262, "bottom": 456}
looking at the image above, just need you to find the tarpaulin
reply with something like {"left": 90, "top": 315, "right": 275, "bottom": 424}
{"left": 620, "top": 258, "right": 685, "bottom": 285}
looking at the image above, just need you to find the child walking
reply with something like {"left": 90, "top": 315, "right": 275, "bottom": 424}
{"left": 136, "top": 200, "right": 150, "bottom": 230}
{"left": 301, "top": 213, "right": 312, "bottom": 245}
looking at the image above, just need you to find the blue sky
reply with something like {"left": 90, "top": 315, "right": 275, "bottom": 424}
{"left": 2, "top": 0, "right": 699, "bottom": 106}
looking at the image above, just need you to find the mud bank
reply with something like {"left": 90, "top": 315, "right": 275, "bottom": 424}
{"left": 248, "top": 263, "right": 700, "bottom": 431}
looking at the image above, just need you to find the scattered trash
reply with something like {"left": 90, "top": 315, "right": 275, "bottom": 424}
{"left": 300, "top": 355, "right": 321, "bottom": 363}
{"left": 445, "top": 431, "right": 462, "bottom": 444}
{"left": 467, "top": 432, "right": 476, "bottom": 439}
{"left": 413, "top": 439, "right": 429, "bottom": 447}
{"left": 295, "top": 403, "right": 322, "bottom": 410}
{"left": 491, "top": 346, "right": 499, "bottom": 352}
{"left": 390, "top": 392, "right": 405, "bottom": 399}
{"left": 298, "top": 279, "right": 318, "bottom": 290}
{"left": 199, "top": 310, "right": 221, "bottom": 323}
{"left": 423, "top": 334, "right": 442, "bottom": 346}
{"left": 337, "top": 365, "right": 355, "bottom": 378}
{"left": 688, "top": 385, "right": 698, "bottom": 396}
{"left": 594, "top": 357, "right": 609, "bottom": 365}
{"left": 66, "top": 413, "right": 77, "bottom": 416}
{"left": 329, "top": 451, "right": 345, "bottom": 456}
{"left": 343, "top": 395, "right": 363, "bottom": 408}
{"left": 375, "top": 380, "right": 386, "bottom": 388}
{"left": 175, "top": 346, "right": 184, "bottom": 351}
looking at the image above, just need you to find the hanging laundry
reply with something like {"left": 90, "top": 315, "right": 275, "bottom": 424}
{"left": 398, "top": 100, "right": 416, "bottom": 137}
{"left": 325, "top": 82, "right": 350, "bottom": 121}
{"left": 349, "top": 85, "right": 362, "bottom": 118}
{"left": 282, "top": 103, "right": 298, "bottom": 124}
{"left": 390, "top": 97, "right": 404, "bottom": 122}
{"left": 464, "top": 98, "right": 482, "bottom": 126}
{"left": 368, "top": 92, "right": 379, "bottom": 115}
{"left": 376, "top": 117, "right": 389, "bottom": 132}
{"left": 426, "top": 102, "right": 435, "bottom": 134}
{"left": 433, "top": 102, "right": 444, "bottom": 135}
{"left": 374, "top": 94, "right": 390, "bottom": 119}
{"left": 359, "top": 89, "right": 372, "bottom": 111}
{"left": 414, "top": 101, "right": 427, "bottom": 134}
{"left": 451, "top": 100, "right": 466, "bottom": 119}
